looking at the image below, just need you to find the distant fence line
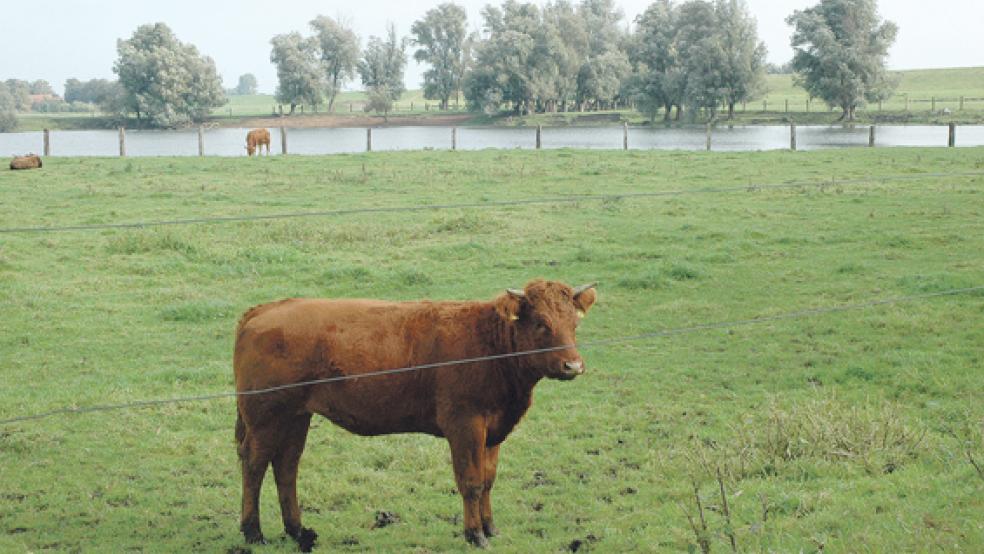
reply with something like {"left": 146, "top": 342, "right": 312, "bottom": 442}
{"left": 29, "top": 122, "right": 970, "bottom": 158}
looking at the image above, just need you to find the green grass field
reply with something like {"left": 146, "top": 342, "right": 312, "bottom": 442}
{"left": 1, "top": 148, "right": 983, "bottom": 552}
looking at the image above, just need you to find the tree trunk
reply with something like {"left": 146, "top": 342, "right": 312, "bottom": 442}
{"left": 289, "top": 103, "right": 297, "bottom": 115}
{"left": 663, "top": 103, "right": 672, "bottom": 122}
{"left": 675, "top": 105, "right": 682, "bottom": 121}
{"left": 728, "top": 102, "right": 735, "bottom": 120}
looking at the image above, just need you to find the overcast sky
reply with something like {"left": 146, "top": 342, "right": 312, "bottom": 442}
{"left": 2, "top": 0, "right": 982, "bottom": 96}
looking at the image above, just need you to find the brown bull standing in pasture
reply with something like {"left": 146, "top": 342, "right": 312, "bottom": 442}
{"left": 233, "top": 280, "right": 597, "bottom": 551}
{"left": 9, "top": 154, "right": 42, "bottom": 170}
{"left": 245, "top": 128, "right": 271, "bottom": 156}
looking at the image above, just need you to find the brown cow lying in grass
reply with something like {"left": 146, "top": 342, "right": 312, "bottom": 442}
{"left": 245, "top": 128, "right": 271, "bottom": 156}
{"left": 9, "top": 154, "right": 42, "bottom": 170}
{"left": 233, "top": 280, "right": 597, "bottom": 551}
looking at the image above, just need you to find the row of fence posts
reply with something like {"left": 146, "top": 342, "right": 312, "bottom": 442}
{"left": 38, "top": 123, "right": 964, "bottom": 156}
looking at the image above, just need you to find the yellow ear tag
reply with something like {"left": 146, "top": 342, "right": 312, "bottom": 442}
{"left": 509, "top": 314, "right": 520, "bottom": 321}
{"left": 577, "top": 310, "right": 586, "bottom": 319}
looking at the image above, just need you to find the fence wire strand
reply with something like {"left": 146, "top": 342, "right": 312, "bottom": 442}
{"left": 1, "top": 284, "right": 981, "bottom": 427}
{"left": 1, "top": 170, "right": 982, "bottom": 235}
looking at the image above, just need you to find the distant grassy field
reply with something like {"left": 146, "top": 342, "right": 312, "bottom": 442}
{"left": 1, "top": 149, "right": 983, "bottom": 552}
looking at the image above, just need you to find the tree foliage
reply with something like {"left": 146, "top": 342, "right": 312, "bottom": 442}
{"left": 358, "top": 24, "right": 408, "bottom": 118}
{"left": 112, "top": 23, "right": 226, "bottom": 127}
{"left": 0, "top": 82, "right": 17, "bottom": 132}
{"left": 310, "top": 15, "right": 360, "bottom": 112}
{"left": 64, "top": 78, "right": 117, "bottom": 104}
{"left": 4, "top": 80, "right": 32, "bottom": 111}
{"left": 270, "top": 32, "right": 325, "bottom": 114}
{"left": 411, "top": 3, "right": 469, "bottom": 110}
{"left": 787, "top": 0, "right": 898, "bottom": 121}
{"left": 235, "top": 74, "right": 258, "bottom": 95}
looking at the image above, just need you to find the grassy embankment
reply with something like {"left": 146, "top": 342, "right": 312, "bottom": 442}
{"left": 1, "top": 148, "right": 983, "bottom": 552}
{"left": 12, "top": 67, "right": 984, "bottom": 132}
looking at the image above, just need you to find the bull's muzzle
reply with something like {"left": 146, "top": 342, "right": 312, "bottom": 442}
{"left": 563, "top": 360, "right": 585, "bottom": 377}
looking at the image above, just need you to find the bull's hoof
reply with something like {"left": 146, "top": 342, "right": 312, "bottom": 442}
{"left": 242, "top": 529, "right": 266, "bottom": 545}
{"left": 290, "top": 527, "right": 318, "bottom": 552}
{"left": 483, "top": 521, "right": 499, "bottom": 538}
{"left": 465, "top": 528, "right": 490, "bottom": 548}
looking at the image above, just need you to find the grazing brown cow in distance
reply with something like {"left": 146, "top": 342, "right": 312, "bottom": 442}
{"left": 233, "top": 280, "right": 598, "bottom": 551}
{"left": 245, "top": 128, "right": 271, "bottom": 156}
{"left": 9, "top": 154, "right": 42, "bottom": 170}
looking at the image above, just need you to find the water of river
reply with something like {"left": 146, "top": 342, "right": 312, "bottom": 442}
{"left": 2, "top": 125, "right": 982, "bottom": 157}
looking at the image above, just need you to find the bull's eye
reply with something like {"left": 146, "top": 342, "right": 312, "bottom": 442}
{"left": 535, "top": 322, "right": 550, "bottom": 334}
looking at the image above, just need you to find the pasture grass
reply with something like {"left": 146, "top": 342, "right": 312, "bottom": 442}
{"left": 1, "top": 148, "right": 983, "bottom": 552}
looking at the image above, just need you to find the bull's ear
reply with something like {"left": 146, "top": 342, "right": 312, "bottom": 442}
{"left": 573, "top": 283, "right": 597, "bottom": 316}
{"left": 495, "top": 292, "right": 522, "bottom": 322}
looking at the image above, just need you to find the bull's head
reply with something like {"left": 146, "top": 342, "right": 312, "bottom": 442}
{"left": 496, "top": 280, "right": 597, "bottom": 380}
{"left": 246, "top": 144, "right": 256, "bottom": 157}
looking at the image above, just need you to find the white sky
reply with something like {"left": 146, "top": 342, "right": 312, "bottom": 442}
{"left": 2, "top": 0, "right": 982, "bottom": 96}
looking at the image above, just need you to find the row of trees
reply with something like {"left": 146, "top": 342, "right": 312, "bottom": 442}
{"left": 2, "top": 0, "right": 897, "bottom": 130}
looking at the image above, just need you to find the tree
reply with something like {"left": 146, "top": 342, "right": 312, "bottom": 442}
{"left": 675, "top": 0, "right": 730, "bottom": 118}
{"left": 235, "top": 73, "right": 258, "bottom": 95}
{"left": 270, "top": 32, "right": 325, "bottom": 114}
{"left": 64, "top": 78, "right": 116, "bottom": 104}
{"left": 0, "top": 82, "right": 17, "bottom": 132}
{"left": 113, "top": 22, "right": 226, "bottom": 127}
{"left": 310, "top": 16, "right": 360, "bottom": 112}
{"left": 714, "top": 0, "right": 767, "bottom": 119}
{"left": 4, "top": 80, "right": 32, "bottom": 111}
{"left": 358, "top": 24, "right": 408, "bottom": 119}
{"left": 627, "top": 0, "right": 684, "bottom": 121}
{"left": 787, "top": 0, "right": 898, "bottom": 121}
{"left": 411, "top": 3, "right": 469, "bottom": 110}
{"left": 30, "top": 80, "right": 54, "bottom": 95}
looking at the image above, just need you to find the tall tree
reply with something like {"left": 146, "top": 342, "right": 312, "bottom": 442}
{"left": 270, "top": 32, "right": 325, "bottom": 114}
{"left": 4, "top": 80, "right": 32, "bottom": 111}
{"left": 310, "top": 16, "right": 360, "bottom": 112}
{"left": 358, "top": 24, "right": 408, "bottom": 119}
{"left": 715, "top": 0, "right": 767, "bottom": 119}
{"left": 411, "top": 3, "right": 469, "bottom": 110}
{"left": 675, "top": 0, "right": 729, "bottom": 117}
{"left": 575, "top": 0, "right": 630, "bottom": 109}
{"left": 113, "top": 23, "right": 226, "bottom": 127}
{"left": 64, "top": 78, "right": 116, "bottom": 104}
{"left": 30, "top": 80, "right": 54, "bottom": 95}
{"left": 627, "top": 0, "right": 683, "bottom": 121}
{"left": 235, "top": 73, "right": 258, "bottom": 95}
{"left": 787, "top": 0, "right": 898, "bottom": 121}
{"left": 0, "top": 82, "right": 17, "bottom": 132}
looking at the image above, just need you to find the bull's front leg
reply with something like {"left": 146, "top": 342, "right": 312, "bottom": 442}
{"left": 447, "top": 417, "right": 489, "bottom": 548}
{"left": 481, "top": 444, "right": 500, "bottom": 538}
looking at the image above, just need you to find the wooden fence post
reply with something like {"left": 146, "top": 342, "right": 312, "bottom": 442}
{"left": 452, "top": 127, "right": 457, "bottom": 151}
{"left": 948, "top": 123, "right": 956, "bottom": 147}
{"left": 623, "top": 122, "right": 629, "bottom": 150}
{"left": 280, "top": 127, "right": 287, "bottom": 155}
{"left": 43, "top": 129, "right": 50, "bottom": 157}
{"left": 536, "top": 125, "right": 542, "bottom": 149}
{"left": 367, "top": 128, "right": 373, "bottom": 152}
{"left": 869, "top": 126, "right": 876, "bottom": 147}
{"left": 705, "top": 122, "right": 712, "bottom": 151}
{"left": 790, "top": 123, "right": 796, "bottom": 151}
{"left": 119, "top": 127, "right": 126, "bottom": 157}
{"left": 198, "top": 125, "right": 205, "bottom": 157}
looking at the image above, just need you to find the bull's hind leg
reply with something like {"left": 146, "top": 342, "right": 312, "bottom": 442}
{"left": 272, "top": 413, "right": 317, "bottom": 552}
{"left": 238, "top": 412, "right": 276, "bottom": 544}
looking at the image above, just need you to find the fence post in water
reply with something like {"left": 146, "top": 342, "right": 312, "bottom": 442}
{"left": 367, "top": 128, "right": 373, "bottom": 152}
{"left": 119, "top": 127, "right": 126, "bottom": 157}
{"left": 869, "top": 126, "right": 876, "bottom": 147}
{"left": 705, "top": 122, "right": 712, "bottom": 151}
{"left": 43, "top": 129, "right": 50, "bottom": 157}
{"left": 198, "top": 125, "right": 205, "bottom": 157}
{"left": 790, "top": 123, "right": 797, "bottom": 151}
{"left": 536, "top": 125, "right": 542, "bottom": 150}
{"left": 452, "top": 127, "right": 457, "bottom": 151}
{"left": 280, "top": 127, "right": 287, "bottom": 155}
{"left": 623, "top": 122, "right": 629, "bottom": 150}
{"left": 948, "top": 123, "right": 956, "bottom": 147}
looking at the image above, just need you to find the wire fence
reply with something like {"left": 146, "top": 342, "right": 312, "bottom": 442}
{"left": 2, "top": 285, "right": 981, "bottom": 427}
{"left": 2, "top": 170, "right": 983, "bottom": 235}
